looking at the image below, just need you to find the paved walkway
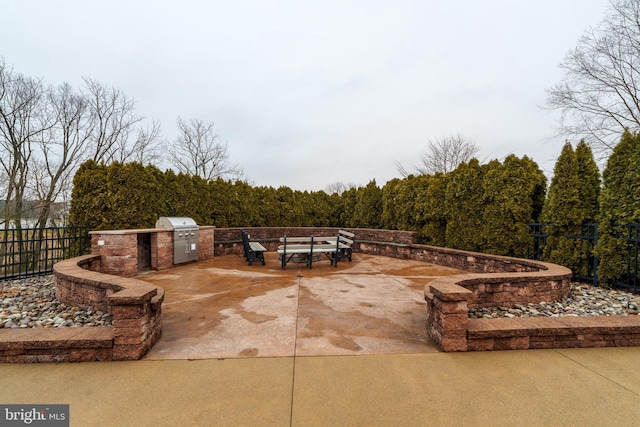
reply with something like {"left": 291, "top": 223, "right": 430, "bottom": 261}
{"left": 2, "top": 254, "right": 639, "bottom": 425}
{"left": 2, "top": 348, "right": 640, "bottom": 425}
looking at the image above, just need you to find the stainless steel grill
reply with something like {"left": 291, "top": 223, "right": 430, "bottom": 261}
{"left": 155, "top": 217, "right": 199, "bottom": 264}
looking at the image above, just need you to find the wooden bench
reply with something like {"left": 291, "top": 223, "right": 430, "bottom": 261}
{"left": 240, "top": 230, "right": 267, "bottom": 266}
{"left": 277, "top": 230, "right": 355, "bottom": 270}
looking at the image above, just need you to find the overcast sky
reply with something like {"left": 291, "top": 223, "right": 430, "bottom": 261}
{"left": 2, "top": 0, "right": 610, "bottom": 191}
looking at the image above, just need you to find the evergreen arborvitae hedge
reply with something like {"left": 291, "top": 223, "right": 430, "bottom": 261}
{"left": 70, "top": 162, "right": 167, "bottom": 229}
{"left": 69, "top": 160, "right": 355, "bottom": 230}
{"left": 381, "top": 178, "right": 401, "bottom": 230}
{"left": 107, "top": 162, "right": 165, "bottom": 229}
{"left": 353, "top": 180, "right": 383, "bottom": 229}
{"left": 445, "top": 158, "right": 485, "bottom": 252}
{"left": 69, "top": 160, "right": 110, "bottom": 229}
{"left": 70, "top": 154, "right": 550, "bottom": 259}
{"left": 416, "top": 173, "right": 448, "bottom": 246}
{"left": 540, "top": 142, "right": 582, "bottom": 270}
{"left": 381, "top": 176, "right": 425, "bottom": 233}
{"left": 541, "top": 142, "right": 581, "bottom": 229}
{"left": 575, "top": 141, "right": 600, "bottom": 224}
{"left": 481, "top": 155, "right": 546, "bottom": 258}
{"left": 340, "top": 187, "right": 358, "bottom": 228}
{"left": 594, "top": 131, "right": 640, "bottom": 286}
{"left": 540, "top": 141, "right": 600, "bottom": 275}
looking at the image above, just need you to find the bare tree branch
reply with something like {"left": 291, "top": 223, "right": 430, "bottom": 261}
{"left": 397, "top": 132, "right": 480, "bottom": 176}
{"left": 31, "top": 82, "right": 93, "bottom": 227}
{"left": 0, "top": 59, "right": 52, "bottom": 228}
{"left": 325, "top": 181, "right": 358, "bottom": 195}
{"left": 130, "top": 118, "right": 164, "bottom": 164}
{"left": 81, "top": 77, "right": 142, "bottom": 163}
{"left": 169, "top": 117, "right": 245, "bottom": 181}
{"left": 547, "top": 0, "right": 640, "bottom": 158}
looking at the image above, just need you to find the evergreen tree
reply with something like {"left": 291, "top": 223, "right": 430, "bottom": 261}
{"left": 69, "top": 160, "right": 109, "bottom": 228}
{"left": 415, "top": 173, "right": 448, "bottom": 246}
{"left": 191, "top": 174, "right": 215, "bottom": 226}
{"left": 381, "top": 176, "right": 423, "bottom": 232}
{"left": 275, "top": 186, "right": 304, "bottom": 227}
{"left": 302, "top": 190, "right": 332, "bottom": 226}
{"left": 251, "top": 186, "right": 280, "bottom": 227}
{"left": 208, "top": 178, "right": 232, "bottom": 227}
{"left": 399, "top": 176, "right": 424, "bottom": 232}
{"left": 541, "top": 143, "right": 580, "bottom": 227}
{"left": 537, "top": 141, "right": 599, "bottom": 274}
{"left": 575, "top": 140, "right": 600, "bottom": 223}
{"left": 353, "top": 180, "right": 383, "bottom": 228}
{"left": 594, "top": 131, "right": 640, "bottom": 286}
{"left": 229, "top": 180, "right": 261, "bottom": 227}
{"left": 540, "top": 142, "right": 583, "bottom": 270}
{"left": 162, "top": 170, "right": 195, "bottom": 219}
{"left": 445, "top": 158, "right": 485, "bottom": 251}
{"left": 326, "top": 192, "right": 344, "bottom": 227}
{"left": 381, "top": 178, "right": 400, "bottom": 230}
{"left": 340, "top": 187, "right": 358, "bottom": 228}
{"left": 481, "top": 155, "right": 546, "bottom": 257}
{"left": 106, "top": 162, "right": 164, "bottom": 229}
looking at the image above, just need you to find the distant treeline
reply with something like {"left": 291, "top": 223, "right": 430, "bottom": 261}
{"left": 0, "top": 200, "right": 67, "bottom": 227}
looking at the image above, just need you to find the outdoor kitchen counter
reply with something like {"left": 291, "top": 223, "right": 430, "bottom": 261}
{"left": 89, "top": 226, "right": 215, "bottom": 235}
{"left": 89, "top": 225, "right": 216, "bottom": 275}
{"left": 89, "top": 228, "right": 158, "bottom": 235}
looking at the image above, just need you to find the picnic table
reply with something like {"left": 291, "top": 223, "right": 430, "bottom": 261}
{"left": 277, "top": 230, "right": 354, "bottom": 269}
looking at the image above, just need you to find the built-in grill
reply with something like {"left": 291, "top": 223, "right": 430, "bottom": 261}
{"left": 155, "top": 217, "right": 199, "bottom": 264}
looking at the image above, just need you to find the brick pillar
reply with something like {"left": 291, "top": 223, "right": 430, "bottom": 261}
{"left": 198, "top": 227, "right": 215, "bottom": 260}
{"left": 110, "top": 288, "right": 163, "bottom": 361}
{"left": 152, "top": 231, "right": 173, "bottom": 270}
{"left": 91, "top": 234, "right": 138, "bottom": 277}
{"left": 425, "top": 281, "right": 472, "bottom": 352}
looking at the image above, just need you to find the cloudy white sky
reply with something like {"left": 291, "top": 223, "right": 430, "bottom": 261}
{"left": 2, "top": 0, "right": 610, "bottom": 191}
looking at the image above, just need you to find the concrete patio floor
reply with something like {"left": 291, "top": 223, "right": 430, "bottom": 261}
{"left": 138, "top": 253, "right": 465, "bottom": 360}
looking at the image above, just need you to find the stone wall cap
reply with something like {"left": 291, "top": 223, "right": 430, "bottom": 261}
{"left": 468, "top": 315, "right": 640, "bottom": 338}
{"left": 108, "top": 284, "right": 158, "bottom": 304}
{"left": 90, "top": 228, "right": 161, "bottom": 235}
{"left": 428, "top": 279, "right": 473, "bottom": 301}
{"left": 0, "top": 326, "right": 113, "bottom": 349}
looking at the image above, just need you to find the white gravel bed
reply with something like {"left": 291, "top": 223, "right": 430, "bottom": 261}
{"left": 0, "top": 275, "right": 113, "bottom": 329}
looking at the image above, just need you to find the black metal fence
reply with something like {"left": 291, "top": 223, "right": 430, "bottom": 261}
{"left": 620, "top": 224, "right": 640, "bottom": 292}
{"left": 0, "top": 226, "right": 92, "bottom": 280}
{"left": 530, "top": 223, "right": 638, "bottom": 292}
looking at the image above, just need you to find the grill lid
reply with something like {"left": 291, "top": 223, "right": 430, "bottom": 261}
{"left": 156, "top": 217, "right": 198, "bottom": 230}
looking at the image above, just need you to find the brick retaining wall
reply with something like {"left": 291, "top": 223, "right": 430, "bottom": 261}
{"left": 466, "top": 316, "right": 640, "bottom": 351}
{"left": 54, "top": 254, "right": 164, "bottom": 360}
{"left": 0, "top": 254, "right": 164, "bottom": 362}
{"left": 3, "top": 227, "right": 638, "bottom": 362}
